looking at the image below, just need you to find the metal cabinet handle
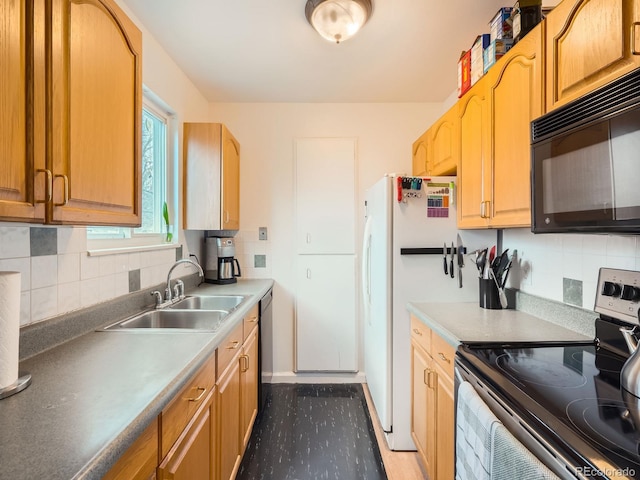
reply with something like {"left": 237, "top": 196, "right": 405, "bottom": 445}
{"left": 424, "top": 368, "right": 436, "bottom": 389}
{"left": 480, "top": 200, "right": 491, "bottom": 219}
{"left": 438, "top": 352, "right": 451, "bottom": 364}
{"left": 248, "top": 316, "right": 258, "bottom": 323}
{"left": 240, "top": 354, "right": 249, "bottom": 372}
{"left": 36, "top": 169, "right": 52, "bottom": 203}
{"left": 54, "top": 174, "right": 69, "bottom": 207}
{"left": 413, "top": 328, "right": 422, "bottom": 336}
{"left": 187, "top": 386, "right": 206, "bottom": 402}
{"left": 633, "top": 22, "right": 640, "bottom": 55}
{"left": 226, "top": 340, "right": 240, "bottom": 350}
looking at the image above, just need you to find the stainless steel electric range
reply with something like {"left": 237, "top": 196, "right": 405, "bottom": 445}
{"left": 456, "top": 268, "right": 640, "bottom": 479}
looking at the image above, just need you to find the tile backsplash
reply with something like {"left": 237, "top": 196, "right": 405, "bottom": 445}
{"left": 0, "top": 224, "right": 183, "bottom": 326}
{"left": 503, "top": 228, "right": 640, "bottom": 309}
{"left": 234, "top": 229, "right": 271, "bottom": 279}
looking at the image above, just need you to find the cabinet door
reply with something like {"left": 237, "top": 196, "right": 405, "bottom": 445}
{"left": 411, "top": 130, "right": 430, "bottom": 176}
{"left": 0, "top": 0, "right": 46, "bottom": 222}
{"left": 295, "top": 255, "right": 357, "bottom": 371}
{"left": 429, "top": 106, "right": 458, "bottom": 176}
{"left": 221, "top": 125, "right": 240, "bottom": 230}
{"left": 240, "top": 326, "right": 259, "bottom": 449}
{"left": 488, "top": 25, "right": 543, "bottom": 228}
{"left": 546, "top": 0, "right": 640, "bottom": 111}
{"left": 457, "top": 79, "right": 490, "bottom": 228}
{"left": 434, "top": 363, "right": 455, "bottom": 480}
{"left": 157, "top": 393, "right": 213, "bottom": 480}
{"left": 295, "top": 138, "right": 356, "bottom": 254}
{"left": 411, "top": 340, "right": 435, "bottom": 479}
{"left": 218, "top": 357, "right": 242, "bottom": 480}
{"left": 49, "top": 0, "right": 141, "bottom": 225}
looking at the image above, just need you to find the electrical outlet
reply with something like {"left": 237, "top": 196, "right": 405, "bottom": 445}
{"left": 259, "top": 227, "right": 268, "bottom": 240}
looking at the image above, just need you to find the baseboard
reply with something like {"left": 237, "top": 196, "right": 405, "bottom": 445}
{"left": 267, "top": 371, "right": 367, "bottom": 384}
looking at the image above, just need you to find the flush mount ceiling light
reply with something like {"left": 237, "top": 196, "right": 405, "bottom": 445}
{"left": 305, "top": 0, "right": 373, "bottom": 44}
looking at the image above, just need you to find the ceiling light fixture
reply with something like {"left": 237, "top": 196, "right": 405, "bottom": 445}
{"left": 305, "top": 0, "right": 373, "bottom": 44}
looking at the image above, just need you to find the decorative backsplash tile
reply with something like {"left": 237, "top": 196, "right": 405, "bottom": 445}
{"left": 30, "top": 227, "right": 57, "bottom": 256}
{"left": 0, "top": 223, "right": 183, "bottom": 326}
{"left": 562, "top": 278, "right": 583, "bottom": 307}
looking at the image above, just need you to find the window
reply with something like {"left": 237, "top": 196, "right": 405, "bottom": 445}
{"left": 87, "top": 96, "right": 174, "bottom": 250}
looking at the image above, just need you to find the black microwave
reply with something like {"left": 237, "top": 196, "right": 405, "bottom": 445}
{"left": 531, "top": 68, "right": 640, "bottom": 233}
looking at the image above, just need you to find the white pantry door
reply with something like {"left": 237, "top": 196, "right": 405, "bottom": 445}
{"left": 294, "top": 138, "right": 356, "bottom": 254}
{"left": 294, "top": 137, "right": 357, "bottom": 372}
{"left": 295, "top": 254, "right": 357, "bottom": 372}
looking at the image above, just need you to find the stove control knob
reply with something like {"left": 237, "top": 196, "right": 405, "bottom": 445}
{"left": 621, "top": 285, "right": 640, "bottom": 301}
{"left": 602, "top": 281, "right": 622, "bottom": 297}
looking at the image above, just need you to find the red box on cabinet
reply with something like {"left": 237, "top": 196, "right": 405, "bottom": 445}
{"left": 457, "top": 50, "right": 471, "bottom": 97}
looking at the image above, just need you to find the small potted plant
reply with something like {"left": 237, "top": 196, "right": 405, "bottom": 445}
{"left": 162, "top": 201, "right": 173, "bottom": 242}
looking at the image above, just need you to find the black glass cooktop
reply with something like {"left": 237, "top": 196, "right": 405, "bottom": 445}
{"left": 458, "top": 343, "right": 640, "bottom": 479}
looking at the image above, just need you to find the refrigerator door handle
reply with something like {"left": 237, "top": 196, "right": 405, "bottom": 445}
{"left": 362, "top": 215, "right": 373, "bottom": 323}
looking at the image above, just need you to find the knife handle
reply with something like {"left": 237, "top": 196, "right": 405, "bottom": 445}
{"left": 458, "top": 268, "right": 462, "bottom": 288}
{"left": 444, "top": 256, "right": 448, "bottom": 275}
{"left": 450, "top": 258, "right": 454, "bottom": 278}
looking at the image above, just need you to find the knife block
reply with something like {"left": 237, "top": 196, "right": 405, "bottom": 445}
{"left": 479, "top": 278, "right": 502, "bottom": 309}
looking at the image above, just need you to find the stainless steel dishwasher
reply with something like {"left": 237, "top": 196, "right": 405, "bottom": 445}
{"left": 258, "top": 288, "right": 273, "bottom": 415}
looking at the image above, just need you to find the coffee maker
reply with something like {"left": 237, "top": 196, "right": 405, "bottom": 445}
{"left": 204, "top": 237, "right": 241, "bottom": 284}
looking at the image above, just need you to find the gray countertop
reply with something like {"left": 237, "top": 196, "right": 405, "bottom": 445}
{"left": 0, "top": 279, "right": 273, "bottom": 480}
{"left": 407, "top": 302, "right": 593, "bottom": 348}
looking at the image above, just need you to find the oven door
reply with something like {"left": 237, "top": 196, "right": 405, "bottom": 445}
{"left": 454, "top": 358, "right": 583, "bottom": 480}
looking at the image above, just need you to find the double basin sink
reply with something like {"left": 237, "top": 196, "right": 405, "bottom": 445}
{"left": 100, "top": 295, "right": 248, "bottom": 332}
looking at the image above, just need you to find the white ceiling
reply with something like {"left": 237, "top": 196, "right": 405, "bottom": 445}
{"left": 123, "top": 0, "right": 515, "bottom": 103}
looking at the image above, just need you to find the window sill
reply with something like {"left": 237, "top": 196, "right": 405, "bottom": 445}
{"left": 87, "top": 242, "right": 178, "bottom": 257}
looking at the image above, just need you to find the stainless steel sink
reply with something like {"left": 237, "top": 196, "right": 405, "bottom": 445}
{"left": 168, "top": 295, "right": 247, "bottom": 312}
{"left": 101, "top": 309, "right": 228, "bottom": 332}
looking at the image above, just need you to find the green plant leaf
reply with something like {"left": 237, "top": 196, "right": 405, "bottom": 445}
{"left": 162, "top": 201, "right": 170, "bottom": 225}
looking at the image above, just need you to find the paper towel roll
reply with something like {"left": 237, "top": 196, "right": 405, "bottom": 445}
{"left": 0, "top": 271, "right": 21, "bottom": 389}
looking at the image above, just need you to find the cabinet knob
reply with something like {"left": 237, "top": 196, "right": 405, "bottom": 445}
{"left": 413, "top": 328, "right": 422, "bottom": 336}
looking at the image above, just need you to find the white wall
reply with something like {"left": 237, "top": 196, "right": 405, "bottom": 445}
{"left": 209, "top": 102, "right": 441, "bottom": 378}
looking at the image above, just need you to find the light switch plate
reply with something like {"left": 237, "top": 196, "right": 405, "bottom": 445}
{"left": 259, "top": 227, "right": 268, "bottom": 240}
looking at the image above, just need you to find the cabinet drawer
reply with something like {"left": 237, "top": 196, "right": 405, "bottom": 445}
{"left": 160, "top": 354, "right": 216, "bottom": 458}
{"left": 217, "top": 320, "right": 244, "bottom": 380}
{"left": 431, "top": 332, "right": 455, "bottom": 379}
{"left": 410, "top": 315, "right": 431, "bottom": 353}
{"left": 102, "top": 419, "right": 158, "bottom": 480}
{"left": 243, "top": 304, "right": 259, "bottom": 341}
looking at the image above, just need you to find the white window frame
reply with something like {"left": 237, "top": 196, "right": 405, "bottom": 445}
{"left": 87, "top": 90, "right": 177, "bottom": 255}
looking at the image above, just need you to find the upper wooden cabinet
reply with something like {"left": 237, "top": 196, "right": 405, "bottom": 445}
{"left": 546, "top": 0, "right": 640, "bottom": 111}
{"left": 183, "top": 123, "right": 241, "bottom": 231}
{"left": 0, "top": 0, "right": 45, "bottom": 222}
{"left": 0, "top": 0, "right": 142, "bottom": 226}
{"left": 429, "top": 105, "right": 458, "bottom": 176}
{"left": 487, "top": 23, "right": 543, "bottom": 228}
{"left": 411, "top": 129, "right": 430, "bottom": 176}
{"left": 457, "top": 78, "right": 490, "bottom": 228}
{"left": 411, "top": 105, "right": 458, "bottom": 177}
{"left": 458, "top": 25, "right": 543, "bottom": 229}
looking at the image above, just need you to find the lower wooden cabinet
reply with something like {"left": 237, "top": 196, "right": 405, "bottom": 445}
{"left": 157, "top": 390, "right": 216, "bottom": 480}
{"left": 410, "top": 315, "right": 455, "bottom": 479}
{"left": 104, "top": 304, "right": 261, "bottom": 480}
{"left": 218, "top": 357, "right": 242, "bottom": 480}
{"left": 240, "top": 325, "right": 259, "bottom": 449}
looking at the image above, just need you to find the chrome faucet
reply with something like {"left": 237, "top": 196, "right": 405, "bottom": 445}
{"left": 151, "top": 258, "right": 204, "bottom": 308}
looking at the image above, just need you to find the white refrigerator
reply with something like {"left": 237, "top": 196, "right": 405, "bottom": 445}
{"left": 362, "top": 174, "right": 494, "bottom": 450}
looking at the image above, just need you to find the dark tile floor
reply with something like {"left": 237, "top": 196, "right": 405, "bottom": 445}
{"left": 236, "top": 384, "right": 387, "bottom": 480}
